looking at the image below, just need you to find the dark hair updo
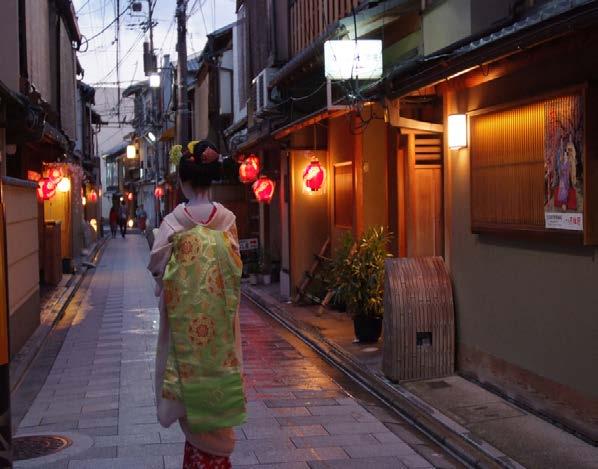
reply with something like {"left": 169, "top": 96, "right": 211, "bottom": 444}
{"left": 178, "top": 140, "right": 222, "bottom": 188}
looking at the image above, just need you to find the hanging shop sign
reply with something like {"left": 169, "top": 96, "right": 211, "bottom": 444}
{"left": 303, "top": 157, "right": 326, "bottom": 192}
{"left": 324, "top": 40, "right": 383, "bottom": 80}
{"left": 252, "top": 176, "right": 276, "bottom": 204}
{"left": 239, "top": 154, "right": 260, "bottom": 184}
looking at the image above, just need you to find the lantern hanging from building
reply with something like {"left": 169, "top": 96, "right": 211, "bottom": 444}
{"left": 48, "top": 167, "right": 63, "bottom": 183}
{"left": 302, "top": 157, "right": 325, "bottom": 192}
{"left": 82, "top": 196, "right": 87, "bottom": 206}
{"left": 154, "top": 186, "right": 164, "bottom": 199}
{"left": 37, "top": 178, "right": 57, "bottom": 201}
{"left": 239, "top": 154, "right": 260, "bottom": 184}
{"left": 127, "top": 192, "right": 134, "bottom": 201}
{"left": 57, "top": 177, "right": 71, "bottom": 193}
{"left": 252, "top": 176, "right": 276, "bottom": 204}
{"left": 89, "top": 190, "right": 98, "bottom": 203}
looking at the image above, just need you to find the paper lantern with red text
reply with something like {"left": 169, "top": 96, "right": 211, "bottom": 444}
{"left": 239, "top": 154, "right": 260, "bottom": 184}
{"left": 154, "top": 186, "right": 164, "bottom": 198}
{"left": 302, "top": 158, "right": 325, "bottom": 192}
{"left": 48, "top": 167, "right": 63, "bottom": 183}
{"left": 37, "top": 178, "right": 57, "bottom": 201}
{"left": 252, "top": 176, "right": 276, "bottom": 204}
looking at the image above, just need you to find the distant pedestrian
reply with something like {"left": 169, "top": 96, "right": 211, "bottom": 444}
{"left": 109, "top": 205, "right": 118, "bottom": 238}
{"left": 119, "top": 200, "right": 127, "bottom": 238}
{"left": 148, "top": 140, "right": 245, "bottom": 469}
{"left": 136, "top": 204, "right": 147, "bottom": 231}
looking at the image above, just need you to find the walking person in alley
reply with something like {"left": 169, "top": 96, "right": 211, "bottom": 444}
{"left": 109, "top": 204, "right": 119, "bottom": 238}
{"left": 119, "top": 199, "right": 128, "bottom": 238}
{"left": 136, "top": 204, "right": 148, "bottom": 232}
{"left": 148, "top": 140, "right": 246, "bottom": 469}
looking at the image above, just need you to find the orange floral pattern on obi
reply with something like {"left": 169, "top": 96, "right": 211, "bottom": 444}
{"left": 205, "top": 266, "right": 225, "bottom": 296}
{"left": 164, "top": 283, "right": 182, "bottom": 309}
{"left": 222, "top": 350, "right": 239, "bottom": 368}
{"left": 177, "top": 234, "right": 202, "bottom": 265}
{"left": 188, "top": 315, "right": 216, "bottom": 349}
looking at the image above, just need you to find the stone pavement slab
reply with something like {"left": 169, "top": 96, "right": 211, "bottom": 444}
{"left": 13, "top": 236, "right": 447, "bottom": 468}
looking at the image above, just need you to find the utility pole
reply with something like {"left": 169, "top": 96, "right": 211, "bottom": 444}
{"left": 116, "top": 0, "right": 121, "bottom": 127}
{"left": 176, "top": 0, "right": 189, "bottom": 145}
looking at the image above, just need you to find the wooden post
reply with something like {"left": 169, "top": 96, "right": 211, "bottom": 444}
{"left": 406, "top": 132, "right": 416, "bottom": 256}
{"left": 353, "top": 115, "right": 364, "bottom": 237}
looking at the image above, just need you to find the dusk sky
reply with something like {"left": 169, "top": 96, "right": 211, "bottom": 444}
{"left": 73, "top": 0, "right": 237, "bottom": 86}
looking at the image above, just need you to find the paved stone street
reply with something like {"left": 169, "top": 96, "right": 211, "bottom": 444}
{"left": 12, "top": 235, "right": 447, "bottom": 468}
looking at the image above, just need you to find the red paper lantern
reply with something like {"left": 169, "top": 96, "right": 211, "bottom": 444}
{"left": 154, "top": 186, "right": 164, "bottom": 198}
{"left": 239, "top": 154, "right": 260, "bottom": 184}
{"left": 303, "top": 158, "right": 325, "bottom": 192}
{"left": 48, "top": 167, "right": 63, "bottom": 183}
{"left": 37, "top": 178, "right": 57, "bottom": 201}
{"left": 89, "top": 190, "right": 98, "bottom": 203}
{"left": 252, "top": 176, "right": 276, "bottom": 204}
{"left": 127, "top": 192, "right": 134, "bottom": 201}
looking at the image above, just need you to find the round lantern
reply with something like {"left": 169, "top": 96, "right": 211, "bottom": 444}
{"left": 239, "top": 154, "right": 260, "bottom": 184}
{"left": 57, "top": 177, "right": 71, "bottom": 193}
{"left": 252, "top": 176, "right": 276, "bottom": 204}
{"left": 37, "top": 178, "right": 57, "bottom": 201}
{"left": 154, "top": 186, "right": 164, "bottom": 199}
{"left": 127, "top": 192, "right": 134, "bottom": 201}
{"left": 48, "top": 168, "right": 63, "bottom": 183}
{"left": 303, "top": 158, "right": 325, "bottom": 192}
{"left": 82, "top": 196, "right": 87, "bottom": 206}
{"left": 89, "top": 190, "right": 98, "bottom": 203}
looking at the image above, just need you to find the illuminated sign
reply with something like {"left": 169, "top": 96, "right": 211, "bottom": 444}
{"left": 324, "top": 40, "right": 383, "bottom": 80}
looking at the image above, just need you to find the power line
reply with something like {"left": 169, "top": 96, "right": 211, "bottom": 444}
{"left": 80, "top": 1, "right": 131, "bottom": 47}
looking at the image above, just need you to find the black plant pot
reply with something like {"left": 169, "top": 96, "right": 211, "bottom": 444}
{"left": 353, "top": 316, "right": 383, "bottom": 343}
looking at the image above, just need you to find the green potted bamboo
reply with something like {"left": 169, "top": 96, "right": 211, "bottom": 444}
{"left": 337, "top": 227, "right": 391, "bottom": 343}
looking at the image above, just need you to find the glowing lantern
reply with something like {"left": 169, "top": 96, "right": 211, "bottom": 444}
{"left": 127, "top": 192, "right": 133, "bottom": 201}
{"left": 57, "top": 177, "right": 71, "bottom": 193}
{"left": 448, "top": 114, "right": 467, "bottom": 149}
{"left": 127, "top": 144, "right": 137, "bottom": 159}
{"left": 89, "top": 190, "right": 98, "bottom": 203}
{"left": 127, "top": 219, "right": 134, "bottom": 228}
{"left": 27, "top": 171, "right": 41, "bottom": 182}
{"left": 239, "top": 154, "right": 260, "bottom": 184}
{"left": 252, "top": 176, "right": 276, "bottom": 204}
{"left": 90, "top": 219, "right": 98, "bottom": 232}
{"left": 303, "top": 158, "right": 325, "bottom": 192}
{"left": 82, "top": 196, "right": 87, "bottom": 206}
{"left": 37, "top": 178, "right": 57, "bottom": 201}
{"left": 154, "top": 186, "right": 164, "bottom": 198}
{"left": 48, "top": 168, "right": 63, "bottom": 183}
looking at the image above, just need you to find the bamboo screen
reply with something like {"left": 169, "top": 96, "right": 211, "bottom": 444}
{"left": 470, "top": 101, "right": 546, "bottom": 230}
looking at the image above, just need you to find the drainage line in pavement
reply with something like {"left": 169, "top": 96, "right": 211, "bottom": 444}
{"left": 242, "top": 292, "right": 492, "bottom": 469}
{"left": 10, "top": 239, "right": 108, "bottom": 396}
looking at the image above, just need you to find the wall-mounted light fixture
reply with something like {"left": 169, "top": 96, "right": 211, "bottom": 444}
{"left": 149, "top": 73, "right": 161, "bottom": 88}
{"left": 448, "top": 114, "right": 467, "bottom": 150}
{"left": 127, "top": 144, "right": 137, "bottom": 159}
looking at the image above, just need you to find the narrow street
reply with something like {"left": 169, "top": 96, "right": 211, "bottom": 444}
{"left": 11, "top": 235, "right": 460, "bottom": 469}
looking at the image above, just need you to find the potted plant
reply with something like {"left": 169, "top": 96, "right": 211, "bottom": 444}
{"left": 258, "top": 249, "right": 272, "bottom": 285}
{"left": 247, "top": 261, "right": 259, "bottom": 285}
{"left": 327, "top": 231, "right": 355, "bottom": 312}
{"left": 339, "top": 226, "right": 391, "bottom": 343}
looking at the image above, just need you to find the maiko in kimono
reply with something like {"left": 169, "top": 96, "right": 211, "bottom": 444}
{"left": 148, "top": 140, "right": 245, "bottom": 469}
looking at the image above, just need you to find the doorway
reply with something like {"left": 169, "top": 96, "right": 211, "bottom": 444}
{"left": 398, "top": 132, "right": 444, "bottom": 258}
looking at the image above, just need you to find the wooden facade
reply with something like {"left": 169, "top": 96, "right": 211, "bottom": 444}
{"left": 290, "top": 0, "right": 360, "bottom": 55}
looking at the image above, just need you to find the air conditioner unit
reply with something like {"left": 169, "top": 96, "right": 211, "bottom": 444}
{"left": 254, "top": 68, "right": 278, "bottom": 116}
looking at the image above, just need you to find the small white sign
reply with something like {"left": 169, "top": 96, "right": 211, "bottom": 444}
{"left": 324, "top": 40, "right": 383, "bottom": 80}
{"left": 545, "top": 212, "right": 583, "bottom": 231}
{"left": 239, "top": 238, "right": 259, "bottom": 251}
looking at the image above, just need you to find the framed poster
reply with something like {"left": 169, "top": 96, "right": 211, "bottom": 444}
{"left": 544, "top": 94, "right": 584, "bottom": 231}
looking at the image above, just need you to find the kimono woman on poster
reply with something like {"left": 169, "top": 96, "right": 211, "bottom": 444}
{"left": 148, "top": 140, "right": 246, "bottom": 469}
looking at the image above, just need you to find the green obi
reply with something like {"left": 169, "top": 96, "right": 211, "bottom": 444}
{"left": 162, "top": 224, "right": 246, "bottom": 433}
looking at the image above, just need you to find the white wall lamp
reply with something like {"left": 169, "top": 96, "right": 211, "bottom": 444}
{"left": 448, "top": 114, "right": 467, "bottom": 150}
{"left": 149, "top": 73, "right": 161, "bottom": 88}
{"left": 126, "top": 144, "right": 137, "bottom": 159}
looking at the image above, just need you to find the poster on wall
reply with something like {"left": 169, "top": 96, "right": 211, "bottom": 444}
{"left": 544, "top": 94, "right": 584, "bottom": 231}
